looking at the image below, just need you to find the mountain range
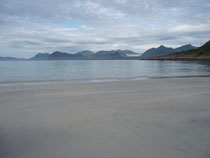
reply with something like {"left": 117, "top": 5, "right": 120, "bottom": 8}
{"left": 1, "top": 41, "right": 210, "bottom": 61}
{"left": 30, "top": 50, "right": 139, "bottom": 60}
{"left": 139, "top": 44, "right": 197, "bottom": 59}
{"left": 149, "top": 40, "right": 210, "bottom": 61}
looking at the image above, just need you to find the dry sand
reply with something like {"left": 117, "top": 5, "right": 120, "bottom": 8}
{"left": 0, "top": 78, "right": 210, "bottom": 158}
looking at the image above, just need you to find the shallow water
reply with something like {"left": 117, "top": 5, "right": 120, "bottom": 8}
{"left": 0, "top": 60, "right": 210, "bottom": 83}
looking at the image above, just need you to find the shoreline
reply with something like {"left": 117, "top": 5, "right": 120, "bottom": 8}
{"left": 142, "top": 58, "right": 210, "bottom": 61}
{"left": 1, "top": 74, "right": 210, "bottom": 87}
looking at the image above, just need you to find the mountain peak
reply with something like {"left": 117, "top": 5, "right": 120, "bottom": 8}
{"left": 185, "top": 44, "right": 192, "bottom": 46}
{"left": 175, "top": 44, "right": 196, "bottom": 51}
{"left": 158, "top": 45, "right": 166, "bottom": 48}
{"left": 30, "top": 52, "right": 50, "bottom": 60}
{"left": 52, "top": 51, "right": 62, "bottom": 54}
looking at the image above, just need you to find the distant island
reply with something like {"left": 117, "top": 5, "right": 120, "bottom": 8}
{"left": 0, "top": 56, "right": 26, "bottom": 61}
{"left": 0, "top": 50, "right": 139, "bottom": 61}
{"left": 1, "top": 40, "right": 210, "bottom": 61}
{"left": 30, "top": 50, "right": 139, "bottom": 60}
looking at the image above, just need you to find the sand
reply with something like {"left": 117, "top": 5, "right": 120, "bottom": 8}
{"left": 0, "top": 78, "right": 210, "bottom": 158}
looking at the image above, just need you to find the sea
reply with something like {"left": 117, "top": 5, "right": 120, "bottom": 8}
{"left": 0, "top": 60, "right": 210, "bottom": 85}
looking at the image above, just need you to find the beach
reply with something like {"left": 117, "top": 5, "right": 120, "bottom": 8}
{"left": 0, "top": 78, "right": 210, "bottom": 158}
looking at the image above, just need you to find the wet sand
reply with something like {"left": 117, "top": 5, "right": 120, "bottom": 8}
{"left": 0, "top": 78, "right": 210, "bottom": 158}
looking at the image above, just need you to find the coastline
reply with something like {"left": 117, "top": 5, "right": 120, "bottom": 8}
{"left": 142, "top": 58, "right": 210, "bottom": 61}
{"left": 1, "top": 78, "right": 210, "bottom": 158}
{"left": 1, "top": 75, "right": 210, "bottom": 87}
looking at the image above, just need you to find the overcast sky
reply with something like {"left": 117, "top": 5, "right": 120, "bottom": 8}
{"left": 0, "top": 0, "right": 210, "bottom": 57}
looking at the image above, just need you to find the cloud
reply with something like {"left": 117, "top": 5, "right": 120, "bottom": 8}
{"left": 0, "top": 0, "right": 210, "bottom": 57}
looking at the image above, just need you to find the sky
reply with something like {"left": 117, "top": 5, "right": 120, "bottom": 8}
{"left": 0, "top": 0, "right": 210, "bottom": 58}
